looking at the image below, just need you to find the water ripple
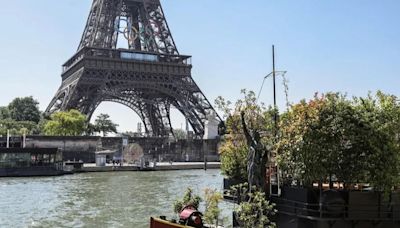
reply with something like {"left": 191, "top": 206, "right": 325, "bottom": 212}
{"left": 0, "top": 169, "right": 233, "bottom": 228}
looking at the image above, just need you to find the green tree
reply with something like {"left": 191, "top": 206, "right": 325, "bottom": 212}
{"left": 353, "top": 91, "right": 400, "bottom": 193}
{"left": 8, "top": 96, "right": 41, "bottom": 123}
{"left": 203, "top": 188, "right": 223, "bottom": 226}
{"left": 94, "top": 113, "right": 118, "bottom": 136}
{"left": 85, "top": 123, "right": 98, "bottom": 136}
{"left": 276, "top": 92, "right": 400, "bottom": 193}
{"left": 0, "top": 106, "right": 10, "bottom": 120}
{"left": 220, "top": 138, "right": 248, "bottom": 182}
{"left": 0, "top": 119, "right": 37, "bottom": 136}
{"left": 44, "top": 110, "right": 87, "bottom": 136}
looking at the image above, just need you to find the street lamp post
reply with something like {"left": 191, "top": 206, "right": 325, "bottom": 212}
{"left": 257, "top": 45, "right": 287, "bottom": 197}
{"left": 272, "top": 45, "right": 278, "bottom": 131}
{"left": 257, "top": 45, "right": 287, "bottom": 132}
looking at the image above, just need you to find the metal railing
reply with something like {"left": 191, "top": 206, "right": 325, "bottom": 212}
{"left": 271, "top": 196, "right": 400, "bottom": 222}
{"left": 62, "top": 47, "right": 192, "bottom": 73}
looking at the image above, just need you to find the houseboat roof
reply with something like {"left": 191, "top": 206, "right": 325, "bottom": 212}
{"left": 0, "top": 148, "right": 59, "bottom": 154}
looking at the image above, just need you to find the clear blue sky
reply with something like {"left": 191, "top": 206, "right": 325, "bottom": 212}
{"left": 0, "top": 0, "right": 399, "bottom": 132}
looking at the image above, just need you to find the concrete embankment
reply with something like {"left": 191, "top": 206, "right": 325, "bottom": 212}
{"left": 81, "top": 162, "right": 220, "bottom": 172}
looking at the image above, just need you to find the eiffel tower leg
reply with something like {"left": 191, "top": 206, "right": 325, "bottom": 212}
{"left": 46, "top": 87, "right": 68, "bottom": 115}
{"left": 173, "top": 101, "right": 204, "bottom": 136}
{"left": 143, "top": 103, "right": 172, "bottom": 137}
{"left": 104, "top": 94, "right": 173, "bottom": 137}
{"left": 158, "top": 101, "right": 173, "bottom": 136}
{"left": 46, "top": 69, "right": 84, "bottom": 115}
{"left": 104, "top": 97, "right": 152, "bottom": 136}
{"left": 171, "top": 88, "right": 219, "bottom": 137}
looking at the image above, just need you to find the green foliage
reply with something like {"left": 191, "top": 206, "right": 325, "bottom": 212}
{"left": 228, "top": 182, "right": 249, "bottom": 203}
{"left": 0, "top": 107, "right": 10, "bottom": 119}
{"left": 277, "top": 92, "right": 400, "bottom": 193}
{"left": 0, "top": 119, "right": 38, "bottom": 136}
{"left": 85, "top": 123, "right": 97, "bottom": 136}
{"left": 231, "top": 184, "right": 276, "bottom": 228}
{"left": 0, "top": 97, "right": 43, "bottom": 135}
{"left": 220, "top": 139, "right": 248, "bottom": 182}
{"left": 94, "top": 113, "right": 118, "bottom": 136}
{"left": 353, "top": 91, "right": 400, "bottom": 193}
{"left": 203, "top": 188, "right": 223, "bottom": 226}
{"left": 215, "top": 96, "right": 232, "bottom": 119}
{"left": 215, "top": 89, "right": 275, "bottom": 182}
{"left": 173, "top": 188, "right": 202, "bottom": 214}
{"left": 44, "top": 110, "right": 87, "bottom": 136}
{"left": 217, "top": 89, "right": 400, "bottom": 195}
{"left": 34, "top": 118, "right": 48, "bottom": 135}
{"left": 235, "top": 191, "right": 276, "bottom": 228}
{"left": 8, "top": 96, "right": 41, "bottom": 123}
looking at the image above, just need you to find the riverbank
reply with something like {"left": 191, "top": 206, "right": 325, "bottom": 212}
{"left": 81, "top": 162, "right": 221, "bottom": 172}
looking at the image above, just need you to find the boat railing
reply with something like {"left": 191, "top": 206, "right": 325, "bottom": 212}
{"left": 270, "top": 196, "right": 400, "bottom": 221}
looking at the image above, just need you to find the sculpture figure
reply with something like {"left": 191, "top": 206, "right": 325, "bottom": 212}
{"left": 241, "top": 111, "right": 269, "bottom": 192}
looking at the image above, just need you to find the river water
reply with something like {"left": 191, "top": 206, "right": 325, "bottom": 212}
{"left": 0, "top": 169, "right": 234, "bottom": 228}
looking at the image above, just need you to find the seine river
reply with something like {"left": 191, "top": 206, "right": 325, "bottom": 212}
{"left": 0, "top": 169, "right": 233, "bottom": 228}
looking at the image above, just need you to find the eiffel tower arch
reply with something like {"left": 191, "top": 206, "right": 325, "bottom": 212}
{"left": 46, "top": 0, "right": 222, "bottom": 137}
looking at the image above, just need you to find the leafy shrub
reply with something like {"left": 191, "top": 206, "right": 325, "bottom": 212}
{"left": 203, "top": 188, "right": 223, "bottom": 226}
{"left": 231, "top": 183, "right": 276, "bottom": 228}
{"left": 173, "top": 188, "right": 202, "bottom": 214}
{"left": 277, "top": 92, "right": 400, "bottom": 193}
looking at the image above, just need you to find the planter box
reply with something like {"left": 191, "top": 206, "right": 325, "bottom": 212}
{"left": 392, "top": 193, "right": 400, "bottom": 220}
{"left": 223, "top": 178, "right": 246, "bottom": 202}
{"left": 273, "top": 188, "right": 400, "bottom": 228}
{"left": 278, "top": 186, "right": 319, "bottom": 216}
{"left": 320, "top": 190, "right": 346, "bottom": 218}
{"left": 223, "top": 178, "right": 244, "bottom": 191}
{"left": 348, "top": 191, "right": 380, "bottom": 220}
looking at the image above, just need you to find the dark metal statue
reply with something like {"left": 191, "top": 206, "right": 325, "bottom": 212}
{"left": 241, "top": 111, "right": 269, "bottom": 192}
{"left": 46, "top": 0, "right": 221, "bottom": 138}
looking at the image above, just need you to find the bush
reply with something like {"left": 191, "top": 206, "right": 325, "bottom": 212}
{"left": 232, "top": 184, "right": 276, "bottom": 228}
{"left": 173, "top": 188, "right": 202, "bottom": 214}
{"left": 203, "top": 188, "right": 223, "bottom": 226}
{"left": 276, "top": 92, "right": 400, "bottom": 193}
{"left": 44, "top": 109, "right": 87, "bottom": 136}
{"left": 219, "top": 137, "right": 248, "bottom": 182}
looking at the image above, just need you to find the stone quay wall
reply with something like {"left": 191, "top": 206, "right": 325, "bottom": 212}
{"left": 0, "top": 136, "right": 220, "bottom": 163}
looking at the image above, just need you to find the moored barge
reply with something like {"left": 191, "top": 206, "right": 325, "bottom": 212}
{"left": 0, "top": 148, "right": 64, "bottom": 177}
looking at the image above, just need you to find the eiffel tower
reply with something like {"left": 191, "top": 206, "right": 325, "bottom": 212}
{"left": 46, "top": 0, "right": 222, "bottom": 137}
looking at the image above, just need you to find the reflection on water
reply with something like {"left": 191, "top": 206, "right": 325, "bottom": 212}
{"left": 0, "top": 169, "right": 233, "bottom": 228}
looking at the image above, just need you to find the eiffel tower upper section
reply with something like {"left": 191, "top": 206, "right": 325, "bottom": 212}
{"left": 46, "top": 0, "right": 222, "bottom": 138}
{"left": 78, "top": 0, "right": 178, "bottom": 54}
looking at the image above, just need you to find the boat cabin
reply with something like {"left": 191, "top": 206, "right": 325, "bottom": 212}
{"left": 0, "top": 148, "right": 63, "bottom": 177}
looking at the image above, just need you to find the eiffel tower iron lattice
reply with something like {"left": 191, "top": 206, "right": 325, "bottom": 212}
{"left": 46, "top": 0, "right": 222, "bottom": 138}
